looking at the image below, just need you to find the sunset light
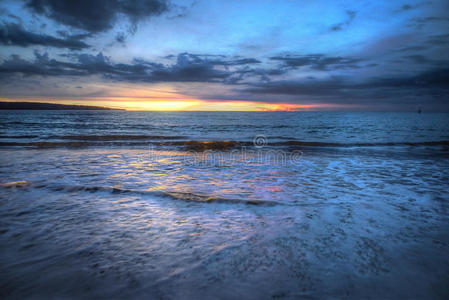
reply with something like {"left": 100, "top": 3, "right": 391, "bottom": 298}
{"left": 0, "top": 98, "right": 322, "bottom": 111}
{"left": 1, "top": 0, "right": 448, "bottom": 299}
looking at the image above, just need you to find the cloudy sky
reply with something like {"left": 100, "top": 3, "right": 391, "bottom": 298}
{"left": 0, "top": 0, "right": 448, "bottom": 111}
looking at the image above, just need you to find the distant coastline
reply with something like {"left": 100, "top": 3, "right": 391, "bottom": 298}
{"left": 0, "top": 102, "right": 121, "bottom": 110}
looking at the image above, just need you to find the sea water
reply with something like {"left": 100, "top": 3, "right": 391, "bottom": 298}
{"left": 1, "top": 111, "right": 449, "bottom": 299}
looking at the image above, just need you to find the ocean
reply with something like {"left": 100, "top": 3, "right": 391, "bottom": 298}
{"left": 1, "top": 111, "right": 449, "bottom": 299}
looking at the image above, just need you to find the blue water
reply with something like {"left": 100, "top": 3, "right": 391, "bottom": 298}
{"left": 1, "top": 111, "right": 449, "bottom": 144}
{"left": 1, "top": 111, "right": 449, "bottom": 299}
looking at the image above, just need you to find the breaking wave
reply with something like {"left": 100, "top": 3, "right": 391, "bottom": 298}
{"left": 1, "top": 138, "right": 448, "bottom": 150}
{"left": 0, "top": 181, "right": 280, "bottom": 206}
{"left": 49, "top": 135, "right": 187, "bottom": 141}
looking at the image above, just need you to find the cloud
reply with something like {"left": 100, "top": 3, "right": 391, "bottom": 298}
{"left": 0, "top": 51, "right": 263, "bottom": 83}
{"left": 408, "top": 16, "right": 449, "bottom": 29}
{"left": 398, "top": 4, "right": 418, "bottom": 12}
{"left": 0, "top": 53, "right": 85, "bottom": 77}
{"left": 115, "top": 32, "right": 126, "bottom": 44}
{"left": 330, "top": 10, "right": 356, "bottom": 31}
{"left": 24, "top": 0, "right": 170, "bottom": 33}
{"left": 365, "top": 68, "right": 449, "bottom": 89}
{"left": 1, "top": 49, "right": 447, "bottom": 109}
{"left": 0, "top": 22, "right": 90, "bottom": 49}
{"left": 240, "top": 78, "right": 347, "bottom": 97}
{"left": 427, "top": 33, "right": 449, "bottom": 46}
{"left": 395, "top": 2, "right": 431, "bottom": 13}
{"left": 172, "top": 53, "right": 261, "bottom": 67}
{"left": 270, "top": 54, "right": 362, "bottom": 71}
{"left": 238, "top": 67, "right": 449, "bottom": 104}
{"left": 404, "top": 54, "right": 430, "bottom": 64}
{"left": 395, "top": 45, "right": 427, "bottom": 52}
{"left": 1, "top": 51, "right": 448, "bottom": 110}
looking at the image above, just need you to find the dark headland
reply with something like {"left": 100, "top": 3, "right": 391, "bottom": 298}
{"left": 0, "top": 102, "right": 121, "bottom": 110}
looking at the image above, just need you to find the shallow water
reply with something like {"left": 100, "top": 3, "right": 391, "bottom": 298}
{"left": 1, "top": 111, "right": 449, "bottom": 299}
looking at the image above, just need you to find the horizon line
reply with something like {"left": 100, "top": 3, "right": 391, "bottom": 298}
{"left": 0, "top": 100, "right": 438, "bottom": 113}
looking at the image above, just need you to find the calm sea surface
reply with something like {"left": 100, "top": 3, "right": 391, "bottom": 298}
{"left": 1, "top": 111, "right": 449, "bottom": 299}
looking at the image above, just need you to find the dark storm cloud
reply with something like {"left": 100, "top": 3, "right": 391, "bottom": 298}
{"left": 330, "top": 10, "right": 356, "bottom": 31}
{"left": 396, "top": 3, "right": 420, "bottom": 12}
{"left": 118, "top": 53, "right": 261, "bottom": 82}
{"left": 398, "top": 52, "right": 449, "bottom": 67}
{"left": 0, "top": 53, "right": 85, "bottom": 76}
{"left": 6, "top": 13, "right": 21, "bottom": 21}
{"left": 270, "top": 54, "right": 362, "bottom": 71}
{"left": 213, "top": 58, "right": 261, "bottom": 66}
{"left": 0, "top": 22, "right": 90, "bottom": 49}
{"left": 364, "top": 68, "right": 449, "bottom": 89}
{"left": 115, "top": 32, "right": 126, "bottom": 44}
{"left": 404, "top": 54, "right": 430, "bottom": 64}
{"left": 395, "top": 45, "right": 427, "bottom": 52}
{"left": 241, "top": 78, "right": 347, "bottom": 97}
{"left": 168, "top": 53, "right": 261, "bottom": 67}
{"left": 394, "top": 2, "right": 432, "bottom": 14}
{"left": 136, "top": 53, "right": 231, "bottom": 82}
{"left": 426, "top": 33, "right": 449, "bottom": 46}
{"left": 25, "top": 0, "right": 169, "bottom": 33}
{"left": 408, "top": 16, "right": 449, "bottom": 29}
{"left": 240, "top": 67, "right": 449, "bottom": 101}
{"left": 0, "top": 52, "right": 262, "bottom": 83}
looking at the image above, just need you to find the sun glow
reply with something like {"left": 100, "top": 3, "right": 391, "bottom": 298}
{"left": 117, "top": 100, "right": 203, "bottom": 111}
{"left": 0, "top": 84, "right": 329, "bottom": 111}
{"left": 1, "top": 98, "right": 326, "bottom": 111}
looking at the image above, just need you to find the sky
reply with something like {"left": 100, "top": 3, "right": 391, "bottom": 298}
{"left": 0, "top": 0, "right": 448, "bottom": 111}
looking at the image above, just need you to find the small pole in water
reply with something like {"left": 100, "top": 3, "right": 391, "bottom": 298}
{"left": 418, "top": 106, "right": 422, "bottom": 114}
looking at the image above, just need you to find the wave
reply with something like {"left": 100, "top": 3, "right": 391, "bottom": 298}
{"left": 0, "top": 181, "right": 279, "bottom": 206}
{"left": 0, "top": 180, "right": 29, "bottom": 188}
{"left": 163, "top": 140, "right": 246, "bottom": 151}
{"left": 0, "top": 135, "right": 39, "bottom": 139}
{"left": 1, "top": 139, "right": 448, "bottom": 150}
{"left": 0, "top": 140, "right": 248, "bottom": 150}
{"left": 49, "top": 135, "right": 187, "bottom": 141}
{"left": 0, "top": 141, "right": 96, "bottom": 148}
{"left": 161, "top": 191, "right": 279, "bottom": 205}
{"left": 273, "top": 140, "right": 449, "bottom": 147}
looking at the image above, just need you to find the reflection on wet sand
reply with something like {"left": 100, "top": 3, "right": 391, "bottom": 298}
{"left": 1, "top": 146, "right": 449, "bottom": 299}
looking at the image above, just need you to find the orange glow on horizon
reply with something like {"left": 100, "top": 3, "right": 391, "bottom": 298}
{"left": 0, "top": 83, "right": 344, "bottom": 111}
{"left": 0, "top": 98, "right": 332, "bottom": 111}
